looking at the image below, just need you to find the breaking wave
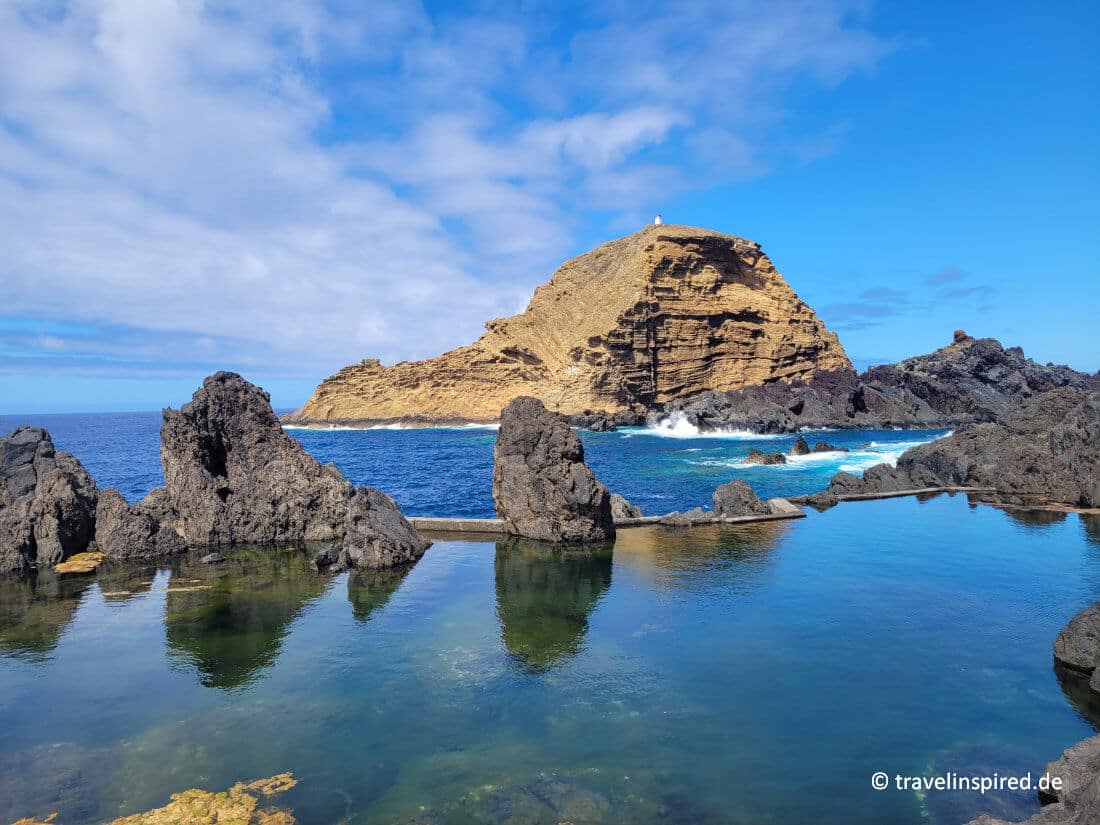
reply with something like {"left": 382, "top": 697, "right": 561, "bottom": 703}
{"left": 685, "top": 432, "right": 952, "bottom": 474}
{"left": 628, "top": 412, "right": 783, "bottom": 440}
{"left": 283, "top": 422, "right": 499, "bottom": 432}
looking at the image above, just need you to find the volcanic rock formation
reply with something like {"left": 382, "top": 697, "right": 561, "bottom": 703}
{"left": 493, "top": 396, "right": 615, "bottom": 543}
{"left": 94, "top": 488, "right": 186, "bottom": 560}
{"left": 161, "top": 372, "right": 429, "bottom": 568}
{"left": 811, "top": 387, "right": 1100, "bottom": 508}
{"left": 161, "top": 372, "right": 353, "bottom": 546}
{"left": 288, "top": 224, "right": 851, "bottom": 425}
{"left": 662, "top": 333, "right": 1093, "bottom": 434}
{"left": 0, "top": 427, "right": 98, "bottom": 574}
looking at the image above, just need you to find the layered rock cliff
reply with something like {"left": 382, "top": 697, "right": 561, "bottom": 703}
{"left": 288, "top": 224, "right": 851, "bottom": 424}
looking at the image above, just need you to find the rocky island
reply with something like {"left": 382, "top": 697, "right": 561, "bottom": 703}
{"left": 286, "top": 224, "right": 851, "bottom": 426}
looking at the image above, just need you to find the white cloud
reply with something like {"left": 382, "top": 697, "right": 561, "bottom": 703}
{"left": 0, "top": 0, "right": 890, "bottom": 382}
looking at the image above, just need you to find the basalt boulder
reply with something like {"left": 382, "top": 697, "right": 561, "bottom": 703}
{"left": 94, "top": 488, "right": 186, "bottom": 560}
{"left": 0, "top": 427, "right": 98, "bottom": 574}
{"left": 339, "top": 487, "right": 431, "bottom": 570}
{"left": 160, "top": 372, "right": 354, "bottom": 546}
{"left": 1054, "top": 602, "right": 1100, "bottom": 690}
{"left": 712, "top": 479, "right": 771, "bottom": 517}
{"left": 493, "top": 396, "right": 615, "bottom": 543}
{"left": 609, "top": 492, "right": 643, "bottom": 521}
{"left": 790, "top": 437, "right": 811, "bottom": 456}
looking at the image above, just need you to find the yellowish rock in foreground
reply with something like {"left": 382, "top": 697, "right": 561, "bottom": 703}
{"left": 10, "top": 773, "right": 297, "bottom": 825}
{"left": 289, "top": 224, "right": 851, "bottom": 425}
{"left": 53, "top": 552, "right": 103, "bottom": 574}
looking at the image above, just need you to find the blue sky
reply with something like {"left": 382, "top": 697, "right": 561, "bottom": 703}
{"left": 1, "top": 0, "right": 1097, "bottom": 414}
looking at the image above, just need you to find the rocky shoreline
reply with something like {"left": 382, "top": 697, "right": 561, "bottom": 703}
{"left": 1, "top": 372, "right": 430, "bottom": 577}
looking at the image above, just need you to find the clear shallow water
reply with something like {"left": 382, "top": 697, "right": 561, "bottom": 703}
{"left": 0, "top": 411, "right": 949, "bottom": 516}
{"left": 0, "top": 496, "right": 1098, "bottom": 824}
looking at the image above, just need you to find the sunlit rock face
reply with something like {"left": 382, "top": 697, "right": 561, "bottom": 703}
{"left": 288, "top": 224, "right": 851, "bottom": 425}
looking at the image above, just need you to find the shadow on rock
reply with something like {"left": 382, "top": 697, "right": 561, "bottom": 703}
{"left": 494, "top": 538, "right": 612, "bottom": 674}
{"left": 164, "top": 548, "right": 329, "bottom": 690}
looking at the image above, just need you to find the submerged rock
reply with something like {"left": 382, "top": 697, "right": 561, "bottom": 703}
{"left": 459, "top": 774, "right": 612, "bottom": 825}
{"left": 609, "top": 492, "right": 643, "bottom": 521}
{"left": 199, "top": 552, "right": 225, "bottom": 565}
{"left": 160, "top": 372, "right": 354, "bottom": 546}
{"left": 94, "top": 488, "right": 186, "bottom": 560}
{"left": 0, "top": 742, "right": 121, "bottom": 824}
{"left": 108, "top": 773, "right": 296, "bottom": 825}
{"left": 493, "top": 396, "right": 615, "bottom": 543}
{"left": 1, "top": 427, "right": 98, "bottom": 574}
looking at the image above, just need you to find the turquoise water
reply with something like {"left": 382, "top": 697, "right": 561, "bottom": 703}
{"left": 2, "top": 496, "right": 1098, "bottom": 824}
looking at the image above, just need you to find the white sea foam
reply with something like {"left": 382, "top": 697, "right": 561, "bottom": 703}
{"left": 282, "top": 421, "right": 499, "bottom": 432}
{"left": 685, "top": 431, "right": 952, "bottom": 474}
{"left": 628, "top": 412, "right": 783, "bottom": 440}
{"left": 282, "top": 424, "right": 368, "bottom": 431}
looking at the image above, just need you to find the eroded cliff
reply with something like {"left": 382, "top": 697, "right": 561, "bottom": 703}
{"left": 288, "top": 224, "right": 851, "bottom": 424}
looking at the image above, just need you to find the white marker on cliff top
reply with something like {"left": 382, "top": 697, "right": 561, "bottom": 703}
{"left": 654, "top": 213, "right": 662, "bottom": 225}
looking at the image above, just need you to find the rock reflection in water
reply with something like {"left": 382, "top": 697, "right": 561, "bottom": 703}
{"left": 347, "top": 567, "right": 410, "bottom": 623}
{"left": 494, "top": 538, "right": 612, "bottom": 674}
{"left": 1001, "top": 508, "right": 1070, "bottom": 528}
{"left": 1055, "top": 663, "right": 1100, "bottom": 729}
{"left": 164, "top": 549, "right": 329, "bottom": 690}
{"left": 610, "top": 521, "right": 786, "bottom": 592}
{"left": 1081, "top": 514, "right": 1100, "bottom": 549}
{"left": 0, "top": 573, "right": 94, "bottom": 660}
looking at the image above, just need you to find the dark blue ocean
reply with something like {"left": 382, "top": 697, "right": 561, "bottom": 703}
{"left": 0, "top": 410, "right": 949, "bottom": 516}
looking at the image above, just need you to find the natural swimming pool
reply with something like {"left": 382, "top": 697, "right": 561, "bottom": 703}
{"left": 2, "top": 494, "right": 1098, "bottom": 824}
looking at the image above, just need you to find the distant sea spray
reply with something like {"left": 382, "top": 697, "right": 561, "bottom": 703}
{"left": 631, "top": 411, "right": 788, "bottom": 440}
